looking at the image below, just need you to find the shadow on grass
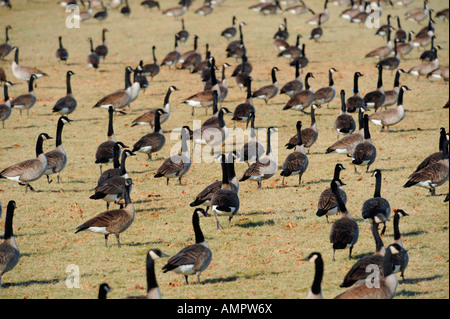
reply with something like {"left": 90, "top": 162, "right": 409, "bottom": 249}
{"left": 401, "top": 275, "right": 442, "bottom": 286}
{"left": 0, "top": 278, "right": 63, "bottom": 289}
{"left": 235, "top": 219, "right": 275, "bottom": 228}
{"left": 202, "top": 275, "right": 238, "bottom": 284}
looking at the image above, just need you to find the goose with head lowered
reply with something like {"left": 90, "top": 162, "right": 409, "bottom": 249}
{"left": 52, "top": 71, "right": 77, "bottom": 115}
{"left": 0, "top": 200, "right": 20, "bottom": 288}
{"left": 316, "top": 163, "right": 347, "bottom": 223}
{"left": 364, "top": 65, "right": 386, "bottom": 112}
{"left": 132, "top": 109, "right": 166, "bottom": 160}
{"left": 44, "top": 116, "right": 73, "bottom": 184}
{"left": 283, "top": 72, "right": 315, "bottom": 114}
{"left": 252, "top": 67, "right": 280, "bottom": 104}
{"left": 302, "top": 252, "right": 324, "bottom": 299}
{"left": 369, "top": 85, "right": 410, "bottom": 132}
{"left": 0, "top": 133, "right": 52, "bottom": 192}
{"left": 11, "top": 74, "right": 38, "bottom": 116}
{"left": 11, "top": 46, "right": 47, "bottom": 84}
{"left": 162, "top": 208, "right": 211, "bottom": 284}
{"left": 76, "top": 178, "right": 135, "bottom": 248}
{"left": 351, "top": 114, "right": 377, "bottom": 173}
{"left": 334, "top": 90, "right": 356, "bottom": 140}
{"left": 280, "top": 121, "right": 309, "bottom": 186}
{"left": 362, "top": 169, "right": 391, "bottom": 235}
{"left": 0, "top": 81, "right": 13, "bottom": 129}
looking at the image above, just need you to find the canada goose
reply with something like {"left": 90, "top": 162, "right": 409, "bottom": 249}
{"left": 234, "top": 54, "right": 252, "bottom": 89}
{"left": 183, "top": 57, "right": 220, "bottom": 116}
{"left": 179, "top": 35, "right": 200, "bottom": 65}
{"left": 365, "top": 28, "right": 393, "bottom": 60}
{"left": 86, "top": 38, "right": 100, "bottom": 70}
{"left": 0, "top": 200, "right": 20, "bottom": 288}
{"left": 161, "top": 35, "right": 181, "bottom": 69}
{"left": 377, "top": 39, "right": 400, "bottom": 74}
{"left": 94, "top": 29, "right": 108, "bottom": 61}
{"left": 239, "top": 112, "right": 265, "bottom": 165}
{"left": 240, "top": 127, "right": 278, "bottom": 188}
{"left": 260, "top": 0, "right": 282, "bottom": 15}
{"left": 273, "top": 30, "right": 290, "bottom": 52}
{"left": 195, "top": 0, "right": 214, "bottom": 16}
{"left": 412, "top": 17, "right": 435, "bottom": 48}
{"left": 274, "top": 18, "right": 289, "bottom": 40}
{"left": 211, "top": 154, "right": 240, "bottom": 229}
{"left": 406, "top": 0, "right": 429, "bottom": 23}
{"left": 351, "top": 114, "right": 377, "bottom": 173}
{"left": 93, "top": 1, "right": 108, "bottom": 20}
{"left": 334, "top": 243, "right": 400, "bottom": 299}
{"left": 11, "top": 47, "right": 47, "bottom": 83}
{"left": 0, "top": 81, "right": 13, "bottom": 128}
{"left": 420, "top": 36, "right": 440, "bottom": 62}
{"left": 10, "top": 74, "right": 37, "bottom": 116}
{"left": 334, "top": 90, "right": 356, "bottom": 139}
{"left": 176, "top": 19, "right": 189, "bottom": 44}
{"left": 163, "top": 0, "right": 188, "bottom": 17}
{"left": 280, "top": 60, "right": 303, "bottom": 96}
{"left": 226, "top": 22, "right": 246, "bottom": 56}
{"left": 408, "top": 48, "right": 439, "bottom": 79}
{"left": 404, "top": 140, "right": 449, "bottom": 196}
{"left": 310, "top": 14, "right": 324, "bottom": 42}
{"left": 107, "top": 0, "right": 122, "bottom": 9}
{"left": 329, "top": 179, "right": 359, "bottom": 261}
{"left": 391, "top": 209, "right": 409, "bottom": 280}
{"left": 435, "top": 8, "right": 449, "bottom": 21}
{"left": 162, "top": 208, "right": 211, "bottom": 284}
{"left": 396, "top": 31, "right": 415, "bottom": 60}
{"left": 394, "top": 16, "right": 407, "bottom": 43}
{"left": 76, "top": 178, "right": 134, "bottom": 248}
{"left": 154, "top": 127, "right": 191, "bottom": 185}
{"left": 125, "top": 249, "right": 169, "bottom": 299}
{"left": 302, "top": 252, "right": 324, "bottom": 299}
{"left": 340, "top": 221, "right": 385, "bottom": 288}
{"left": 285, "top": 103, "right": 321, "bottom": 153}
{"left": 232, "top": 77, "right": 255, "bottom": 125}
{"left": 92, "top": 66, "right": 133, "bottom": 112}
{"left": 180, "top": 43, "right": 203, "bottom": 71}
{"left": 340, "top": 0, "right": 362, "bottom": 20}
{"left": 132, "top": 109, "right": 166, "bottom": 160}
{"left": 97, "top": 146, "right": 135, "bottom": 186}
{"left": 280, "top": 121, "right": 309, "bottom": 186}
{"left": 44, "top": 116, "right": 72, "bottom": 184}
{"left": 345, "top": 72, "right": 364, "bottom": 113}
{"left": 0, "top": 25, "right": 12, "bottom": 60}
{"left": 141, "top": 47, "right": 160, "bottom": 81}
{"left": 413, "top": 128, "right": 448, "bottom": 174}
{"left": 316, "top": 163, "right": 347, "bottom": 223}
{"left": 75, "top": 1, "right": 94, "bottom": 22}
{"left": 194, "top": 105, "right": 231, "bottom": 155}
{"left": 141, "top": 0, "right": 160, "bottom": 9}
{"left": 231, "top": 52, "right": 252, "bottom": 78}
{"left": 364, "top": 65, "right": 386, "bottom": 112}
{"left": 132, "top": 86, "right": 178, "bottom": 128}
{"left": 369, "top": 85, "right": 410, "bottom": 132}
{"left": 0, "top": 67, "right": 6, "bottom": 84}
{"left": 326, "top": 106, "right": 366, "bottom": 155}
{"left": 376, "top": 14, "right": 393, "bottom": 38}
{"left": 307, "top": 0, "right": 329, "bottom": 25}
{"left": 120, "top": 0, "right": 131, "bottom": 16}
{"left": 95, "top": 106, "right": 123, "bottom": 174}
{"left": 52, "top": 71, "right": 77, "bottom": 115}
{"left": 314, "top": 68, "right": 337, "bottom": 108}
{"left": 278, "top": 34, "right": 302, "bottom": 60}
{"left": 221, "top": 16, "right": 237, "bottom": 40}
{"left": 56, "top": 36, "right": 68, "bottom": 62}
{"left": 381, "top": 69, "right": 406, "bottom": 109}
{"left": 351, "top": 2, "right": 372, "bottom": 25}
{"left": 283, "top": 72, "right": 315, "bottom": 114}
{"left": 361, "top": 169, "right": 391, "bottom": 235}
{"left": 252, "top": 67, "right": 280, "bottom": 104}
{"left": 0, "top": 133, "right": 52, "bottom": 192}
{"left": 192, "top": 44, "right": 211, "bottom": 76}
{"left": 217, "top": 63, "right": 231, "bottom": 102}
{"left": 289, "top": 43, "right": 309, "bottom": 70}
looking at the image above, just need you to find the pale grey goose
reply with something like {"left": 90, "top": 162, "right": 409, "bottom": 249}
{"left": 11, "top": 46, "right": 48, "bottom": 83}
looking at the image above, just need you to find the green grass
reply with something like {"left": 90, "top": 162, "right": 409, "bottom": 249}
{"left": 0, "top": 0, "right": 448, "bottom": 299}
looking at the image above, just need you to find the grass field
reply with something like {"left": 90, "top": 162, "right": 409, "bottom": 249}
{"left": 0, "top": 0, "right": 448, "bottom": 300}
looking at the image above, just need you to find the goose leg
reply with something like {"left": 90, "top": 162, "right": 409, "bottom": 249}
{"left": 381, "top": 222, "right": 387, "bottom": 236}
{"left": 46, "top": 175, "right": 53, "bottom": 184}
{"left": 213, "top": 211, "right": 224, "bottom": 230}
{"left": 57, "top": 173, "right": 61, "bottom": 184}
{"left": 104, "top": 234, "right": 109, "bottom": 247}
{"left": 332, "top": 249, "right": 336, "bottom": 262}
{"left": 116, "top": 235, "right": 121, "bottom": 248}
{"left": 185, "top": 275, "right": 189, "bottom": 285}
{"left": 349, "top": 246, "right": 353, "bottom": 259}
{"left": 167, "top": 178, "right": 169, "bottom": 185}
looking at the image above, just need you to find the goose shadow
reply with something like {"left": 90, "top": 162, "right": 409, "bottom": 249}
{"left": 401, "top": 275, "right": 442, "bottom": 285}
{"left": 0, "top": 278, "right": 63, "bottom": 289}
{"left": 235, "top": 219, "right": 275, "bottom": 228}
{"left": 202, "top": 275, "right": 238, "bottom": 284}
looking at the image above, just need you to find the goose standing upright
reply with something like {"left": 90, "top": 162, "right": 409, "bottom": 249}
{"left": 316, "top": 163, "right": 347, "bottom": 223}
{"left": 87, "top": 38, "right": 100, "bottom": 69}
{"left": 282, "top": 72, "right": 315, "bottom": 114}
{"left": 56, "top": 36, "right": 69, "bottom": 62}
{"left": 307, "top": 0, "right": 330, "bottom": 25}
{"left": 132, "top": 109, "right": 166, "bottom": 160}
{"left": 95, "top": 106, "right": 121, "bottom": 173}
{"left": 364, "top": 65, "right": 386, "bottom": 112}
{"left": 252, "top": 67, "right": 280, "bottom": 104}
{"left": 381, "top": 69, "right": 406, "bottom": 109}
{"left": 302, "top": 252, "right": 324, "bottom": 299}
{"left": 161, "top": 35, "right": 181, "bottom": 69}
{"left": 141, "top": 46, "right": 160, "bottom": 81}
{"left": 95, "top": 28, "right": 109, "bottom": 60}
{"left": 52, "top": 71, "right": 77, "bottom": 115}
{"left": 0, "top": 81, "right": 13, "bottom": 128}
{"left": 10, "top": 74, "right": 37, "bottom": 116}
{"left": 177, "top": 19, "right": 190, "bottom": 43}
{"left": 0, "top": 25, "right": 12, "bottom": 60}
{"left": 334, "top": 90, "right": 356, "bottom": 140}
{"left": 44, "top": 116, "right": 73, "bottom": 184}
{"left": 391, "top": 209, "right": 409, "bottom": 280}
{"left": 351, "top": 114, "right": 377, "bottom": 173}
{"left": 97, "top": 146, "right": 135, "bottom": 186}
{"left": 231, "top": 77, "right": 254, "bottom": 125}
{"left": 346, "top": 72, "right": 365, "bottom": 113}
{"left": 239, "top": 112, "right": 265, "bottom": 165}
{"left": 280, "top": 59, "right": 303, "bottom": 97}
{"left": 413, "top": 128, "right": 448, "bottom": 174}
{"left": 0, "top": 201, "right": 20, "bottom": 288}
{"left": 314, "top": 68, "right": 338, "bottom": 108}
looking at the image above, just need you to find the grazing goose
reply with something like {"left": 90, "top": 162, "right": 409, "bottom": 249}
{"left": 76, "top": 178, "right": 135, "bottom": 248}
{"left": 329, "top": 179, "right": 359, "bottom": 261}
{"left": 0, "top": 81, "right": 13, "bottom": 128}
{"left": 97, "top": 145, "right": 135, "bottom": 186}
{"left": 351, "top": 114, "right": 377, "bottom": 173}
{"left": 56, "top": 36, "right": 69, "bottom": 62}
{"left": 396, "top": 31, "right": 415, "bottom": 59}
{"left": 365, "top": 29, "right": 393, "bottom": 60}
{"left": 232, "top": 77, "right": 255, "bottom": 126}
{"left": 280, "top": 121, "right": 309, "bottom": 186}
{"left": 132, "top": 86, "right": 178, "bottom": 128}
{"left": 326, "top": 106, "right": 366, "bottom": 155}
{"left": 0, "top": 25, "right": 12, "bottom": 60}
{"left": 52, "top": 71, "right": 77, "bottom": 115}
{"left": 364, "top": 65, "right": 386, "bottom": 112}
{"left": 340, "top": 221, "right": 385, "bottom": 288}
{"left": 280, "top": 59, "right": 303, "bottom": 96}
{"left": 334, "top": 90, "right": 356, "bottom": 139}
{"left": 44, "top": 116, "right": 72, "bottom": 184}
{"left": 426, "top": 64, "right": 448, "bottom": 83}
{"left": 413, "top": 128, "right": 448, "bottom": 174}
{"left": 346, "top": 72, "right": 365, "bottom": 113}
{"left": 221, "top": 16, "right": 237, "bottom": 40}
{"left": 252, "top": 67, "right": 280, "bottom": 104}
{"left": 93, "top": 1, "right": 108, "bottom": 20}
{"left": 95, "top": 106, "right": 122, "bottom": 173}
{"left": 141, "top": 46, "right": 160, "bottom": 81}
{"left": 132, "top": 109, "right": 166, "bottom": 160}
{"left": 303, "top": 252, "right": 324, "bottom": 299}
{"left": 10, "top": 74, "right": 37, "bottom": 116}
{"left": 161, "top": 35, "right": 181, "bottom": 69}
{"left": 239, "top": 112, "right": 265, "bottom": 165}
{"left": 163, "top": 0, "right": 188, "bottom": 17}
{"left": 391, "top": 209, "right": 409, "bottom": 280}
{"left": 435, "top": 8, "right": 449, "bottom": 21}
{"left": 362, "top": 169, "right": 391, "bottom": 235}
{"left": 0, "top": 133, "right": 52, "bottom": 192}
{"left": 369, "top": 85, "right": 410, "bottom": 132}
{"left": 334, "top": 244, "right": 400, "bottom": 299}
{"left": 87, "top": 38, "right": 100, "bottom": 69}
{"left": 283, "top": 72, "right": 315, "bottom": 114}
{"left": 162, "top": 208, "right": 211, "bottom": 284}
{"left": 314, "top": 68, "right": 337, "bottom": 108}
{"left": 92, "top": 66, "right": 133, "bottom": 112}
{"left": 94, "top": 29, "right": 108, "bottom": 60}
{"left": 381, "top": 69, "right": 405, "bottom": 109}
{"left": 0, "top": 200, "right": 20, "bottom": 288}
{"left": 211, "top": 153, "right": 240, "bottom": 229}
{"left": 11, "top": 47, "right": 47, "bottom": 83}
{"left": 404, "top": 140, "right": 449, "bottom": 196}
{"left": 141, "top": 0, "right": 160, "bottom": 9}
{"left": 316, "top": 164, "right": 347, "bottom": 223}
{"left": 154, "top": 127, "right": 191, "bottom": 185}
{"left": 240, "top": 127, "right": 278, "bottom": 188}
{"left": 125, "top": 249, "right": 169, "bottom": 299}
{"left": 377, "top": 39, "right": 400, "bottom": 74}
{"left": 307, "top": 0, "right": 330, "bottom": 25}
{"left": 286, "top": 104, "right": 321, "bottom": 153}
